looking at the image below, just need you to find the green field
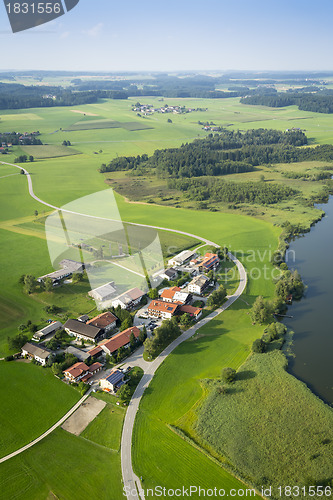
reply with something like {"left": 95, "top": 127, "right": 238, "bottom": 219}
{"left": 0, "top": 362, "right": 80, "bottom": 459}
{"left": 81, "top": 402, "right": 126, "bottom": 451}
{"left": 196, "top": 349, "right": 333, "bottom": 497}
{"left": 21, "top": 144, "right": 82, "bottom": 158}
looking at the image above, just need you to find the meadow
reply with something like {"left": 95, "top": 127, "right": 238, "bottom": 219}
{"left": 81, "top": 401, "right": 126, "bottom": 451}
{"left": 0, "top": 362, "right": 80, "bottom": 459}
{"left": 1, "top": 95, "right": 332, "bottom": 498}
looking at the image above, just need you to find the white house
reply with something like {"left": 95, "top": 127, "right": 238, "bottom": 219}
{"left": 21, "top": 342, "right": 51, "bottom": 366}
{"left": 188, "top": 274, "right": 210, "bottom": 295}
{"left": 111, "top": 288, "right": 145, "bottom": 310}
{"left": 100, "top": 369, "right": 126, "bottom": 392}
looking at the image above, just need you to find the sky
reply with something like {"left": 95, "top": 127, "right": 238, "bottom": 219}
{"left": 1, "top": 0, "right": 333, "bottom": 72}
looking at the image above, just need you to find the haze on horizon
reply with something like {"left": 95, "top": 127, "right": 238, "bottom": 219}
{"left": 0, "top": 0, "right": 332, "bottom": 73}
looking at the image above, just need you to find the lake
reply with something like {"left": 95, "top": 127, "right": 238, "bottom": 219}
{"left": 283, "top": 197, "right": 333, "bottom": 405}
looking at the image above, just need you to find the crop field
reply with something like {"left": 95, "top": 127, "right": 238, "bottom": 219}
{"left": 0, "top": 428, "right": 123, "bottom": 500}
{"left": 21, "top": 144, "right": 82, "bottom": 158}
{"left": 0, "top": 362, "right": 80, "bottom": 459}
{"left": 196, "top": 349, "right": 333, "bottom": 497}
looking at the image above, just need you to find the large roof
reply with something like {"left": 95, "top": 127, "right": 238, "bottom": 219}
{"left": 22, "top": 342, "right": 51, "bottom": 360}
{"left": 64, "top": 319, "right": 102, "bottom": 339}
{"left": 87, "top": 311, "right": 117, "bottom": 329}
{"left": 148, "top": 300, "right": 178, "bottom": 314}
{"left": 89, "top": 282, "right": 116, "bottom": 300}
{"left": 59, "top": 259, "right": 85, "bottom": 273}
{"left": 63, "top": 362, "right": 89, "bottom": 378}
{"left": 37, "top": 321, "right": 63, "bottom": 336}
{"left": 100, "top": 326, "right": 140, "bottom": 354}
{"left": 189, "top": 274, "right": 210, "bottom": 287}
{"left": 105, "top": 369, "right": 125, "bottom": 386}
{"left": 179, "top": 304, "right": 202, "bottom": 316}
{"left": 113, "top": 287, "right": 145, "bottom": 306}
{"left": 65, "top": 346, "right": 90, "bottom": 362}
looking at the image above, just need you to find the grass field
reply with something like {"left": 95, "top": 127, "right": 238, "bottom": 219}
{"left": 0, "top": 362, "right": 80, "bottom": 459}
{"left": 0, "top": 428, "right": 123, "bottom": 500}
{"left": 196, "top": 349, "right": 333, "bottom": 497}
{"left": 21, "top": 144, "right": 82, "bottom": 158}
{"left": 81, "top": 402, "right": 126, "bottom": 451}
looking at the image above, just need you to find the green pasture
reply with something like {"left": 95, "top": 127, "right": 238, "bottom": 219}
{"left": 196, "top": 349, "right": 333, "bottom": 497}
{"left": 81, "top": 402, "right": 126, "bottom": 452}
{"left": 0, "top": 428, "right": 123, "bottom": 500}
{"left": 21, "top": 144, "right": 82, "bottom": 159}
{"left": 0, "top": 362, "right": 80, "bottom": 459}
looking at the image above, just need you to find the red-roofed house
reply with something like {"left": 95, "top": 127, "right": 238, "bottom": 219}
{"left": 63, "top": 361, "right": 103, "bottom": 383}
{"left": 99, "top": 326, "right": 140, "bottom": 357}
{"left": 147, "top": 300, "right": 179, "bottom": 319}
{"left": 200, "top": 253, "right": 220, "bottom": 271}
{"left": 179, "top": 304, "right": 203, "bottom": 321}
{"left": 87, "top": 311, "right": 117, "bottom": 333}
{"left": 160, "top": 287, "right": 191, "bottom": 305}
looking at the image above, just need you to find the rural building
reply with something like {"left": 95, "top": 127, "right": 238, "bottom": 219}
{"left": 199, "top": 253, "right": 220, "bottom": 271}
{"left": 159, "top": 268, "right": 178, "bottom": 281}
{"left": 111, "top": 288, "right": 145, "bottom": 310}
{"left": 99, "top": 326, "right": 140, "bottom": 357}
{"left": 88, "top": 282, "right": 117, "bottom": 303}
{"left": 59, "top": 259, "right": 87, "bottom": 274}
{"left": 179, "top": 304, "right": 203, "bottom": 321}
{"left": 88, "top": 345, "right": 104, "bottom": 358}
{"left": 21, "top": 342, "right": 51, "bottom": 366}
{"left": 63, "top": 361, "right": 103, "bottom": 383}
{"left": 87, "top": 311, "right": 117, "bottom": 333}
{"left": 37, "top": 268, "right": 72, "bottom": 285}
{"left": 64, "top": 319, "right": 102, "bottom": 342}
{"left": 100, "top": 369, "right": 126, "bottom": 392}
{"left": 64, "top": 346, "right": 91, "bottom": 363}
{"left": 147, "top": 300, "right": 179, "bottom": 319}
{"left": 160, "top": 286, "right": 191, "bottom": 305}
{"left": 77, "top": 314, "right": 89, "bottom": 323}
{"left": 32, "top": 321, "right": 63, "bottom": 342}
{"left": 168, "top": 250, "right": 197, "bottom": 267}
{"left": 188, "top": 275, "right": 210, "bottom": 295}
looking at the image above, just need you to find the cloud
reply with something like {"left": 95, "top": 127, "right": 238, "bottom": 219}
{"left": 82, "top": 23, "right": 104, "bottom": 37}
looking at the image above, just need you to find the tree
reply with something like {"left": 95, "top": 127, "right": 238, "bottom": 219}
{"left": 138, "top": 326, "right": 147, "bottom": 344}
{"left": 167, "top": 118, "right": 172, "bottom": 123}
{"left": 221, "top": 367, "right": 236, "bottom": 383}
{"left": 130, "top": 332, "right": 136, "bottom": 348}
{"left": 251, "top": 296, "right": 272, "bottom": 324}
{"left": 117, "top": 383, "right": 132, "bottom": 404}
{"left": 52, "top": 362, "right": 63, "bottom": 377}
{"left": 20, "top": 169, "right": 25, "bottom": 175}
{"left": 8, "top": 333, "right": 28, "bottom": 351}
{"left": 252, "top": 338, "right": 267, "bottom": 353}
{"left": 207, "top": 285, "right": 227, "bottom": 308}
{"left": 29, "top": 155, "right": 34, "bottom": 162}
{"left": 121, "top": 316, "right": 132, "bottom": 331}
{"left": 179, "top": 313, "right": 191, "bottom": 326}
{"left": 34, "top": 210, "right": 38, "bottom": 217}
{"left": 44, "top": 277, "right": 53, "bottom": 292}
{"left": 148, "top": 288, "right": 158, "bottom": 299}
{"left": 24, "top": 274, "right": 37, "bottom": 294}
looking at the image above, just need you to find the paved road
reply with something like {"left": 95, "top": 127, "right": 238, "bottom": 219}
{"left": 121, "top": 253, "right": 247, "bottom": 499}
{"left": 1, "top": 160, "right": 248, "bottom": 493}
{"left": 0, "top": 389, "right": 92, "bottom": 464}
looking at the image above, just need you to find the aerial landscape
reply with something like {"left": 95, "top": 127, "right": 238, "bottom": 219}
{"left": 0, "top": 1, "right": 332, "bottom": 499}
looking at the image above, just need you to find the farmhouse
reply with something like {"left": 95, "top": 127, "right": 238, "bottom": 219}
{"left": 160, "top": 286, "right": 191, "bottom": 305}
{"left": 59, "top": 259, "right": 87, "bottom": 273}
{"left": 159, "top": 268, "right": 178, "bottom": 281}
{"left": 87, "top": 311, "right": 117, "bottom": 333}
{"left": 179, "top": 304, "right": 203, "bottom": 321}
{"left": 200, "top": 252, "right": 220, "bottom": 271}
{"left": 64, "top": 319, "right": 102, "bottom": 342}
{"left": 188, "top": 274, "right": 210, "bottom": 295}
{"left": 63, "top": 361, "right": 102, "bottom": 383}
{"left": 88, "top": 282, "right": 117, "bottom": 304}
{"left": 21, "top": 342, "right": 51, "bottom": 366}
{"left": 168, "top": 250, "right": 197, "bottom": 267}
{"left": 99, "top": 326, "right": 140, "bottom": 357}
{"left": 111, "top": 287, "right": 145, "bottom": 310}
{"left": 147, "top": 300, "right": 179, "bottom": 319}
{"left": 32, "top": 321, "right": 63, "bottom": 342}
{"left": 37, "top": 268, "right": 72, "bottom": 284}
{"left": 100, "top": 369, "right": 126, "bottom": 392}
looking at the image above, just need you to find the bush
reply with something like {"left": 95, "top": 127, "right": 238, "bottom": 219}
{"left": 252, "top": 338, "right": 267, "bottom": 353}
{"left": 5, "top": 355, "right": 14, "bottom": 362}
{"left": 221, "top": 367, "right": 236, "bottom": 383}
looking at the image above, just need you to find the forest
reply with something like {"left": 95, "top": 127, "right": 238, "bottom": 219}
{"left": 99, "top": 128, "right": 308, "bottom": 177}
{"left": 241, "top": 91, "right": 333, "bottom": 113}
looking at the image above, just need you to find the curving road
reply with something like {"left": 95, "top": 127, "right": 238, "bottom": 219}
{"left": 1, "top": 160, "right": 248, "bottom": 495}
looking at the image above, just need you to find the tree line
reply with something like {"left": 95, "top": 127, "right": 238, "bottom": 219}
{"left": 241, "top": 92, "right": 333, "bottom": 114}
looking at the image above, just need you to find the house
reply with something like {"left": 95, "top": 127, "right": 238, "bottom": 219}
{"left": 111, "top": 288, "right": 145, "bottom": 310}
{"left": 200, "top": 253, "right": 220, "bottom": 271}
{"left": 64, "top": 346, "right": 91, "bottom": 363}
{"left": 88, "top": 345, "right": 104, "bottom": 358}
{"left": 87, "top": 311, "right": 117, "bottom": 333}
{"left": 21, "top": 342, "right": 51, "bottom": 366}
{"left": 159, "top": 268, "right": 178, "bottom": 281}
{"left": 188, "top": 274, "right": 210, "bottom": 295}
{"left": 63, "top": 361, "right": 103, "bottom": 383}
{"left": 100, "top": 369, "right": 126, "bottom": 392}
{"left": 147, "top": 300, "right": 179, "bottom": 319}
{"left": 32, "top": 321, "right": 63, "bottom": 342}
{"left": 179, "top": 304, "right": 203, "bottom": 321}
{"left": 160, "top": 287, "right": 191, "bottom": 305}
{"left": 168, "top": 250, "right": 197, "bottom": 267}
{"left": 64, "top": 319, "right": 102, "bottom": 342}
{"left": 59, "top": 259, "right": 87, "bottom": 274}
{"left": 99, "top": 326, "right": 140, "bottom": 357}
{"left": 88, "top": 282, "right": 117, "bottom": 304}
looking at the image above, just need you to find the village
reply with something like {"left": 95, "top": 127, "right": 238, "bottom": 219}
{"left": 131, "top": 101, "right": 208, "bottom": 116}
{"left": 18, "top": 248, "right": 224, "bottom": 400}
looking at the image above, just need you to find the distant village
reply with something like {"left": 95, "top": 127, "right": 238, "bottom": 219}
{"left": 0, "top": 131, "right": 42, "bottom": 154}
{"left": 17, "top": 248, "right": 223, "bottom": 398}
{"left": 132, "top": 102, "right": 208, "bottom": 116}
